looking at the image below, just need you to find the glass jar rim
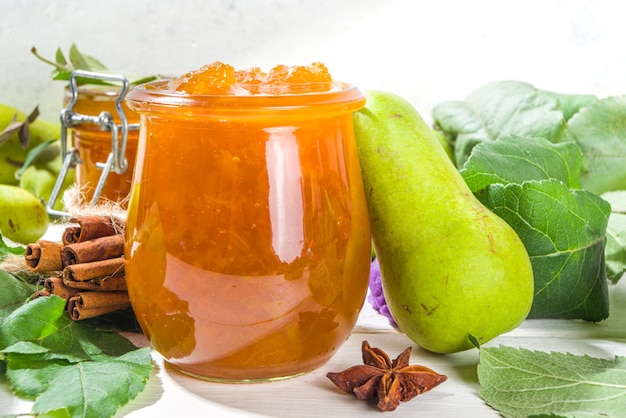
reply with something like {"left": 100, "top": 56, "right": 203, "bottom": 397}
{"left": 125, "top": 80, "right": 365, "bottom": 116}
{"left": 63, "top": 83, "right": 128, "bottom": 96}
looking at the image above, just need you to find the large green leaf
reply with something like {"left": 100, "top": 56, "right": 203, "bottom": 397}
{"left": 0, "top": 295, "right": 67, "bottom": 350}
{"left": 478, "top": 180, "right": 610, "bottom": 321}
{"left": 600, "top": 190, "right": 626, "bottom": 283}
{"left": 7, "top": 349, "right": 152, "bottom": 418}
{"left": 569, "top": 95, "right": 626, "bottom": 195}
{"left": 478, "top": 345, "right": 626, "bottom": 418}
{"left": 540, "top": 90, "right": 598, "bottom": 120}
{"left": 0, "top": 270, "right": 35, "bottom": 320}
{"left": 0, "top": 296, "right": 153, "bottom": 418}
{"left": 461, "top": 134, "right": 584, "bottom": 191}
{"left": 461, "top": 135, "right": 610, "bottom": 320}
{"left": 431, "top": 81, "right": 595, "bottom": 167}
{"left": 1, "top": 296, "right": 140, "bottom": 362}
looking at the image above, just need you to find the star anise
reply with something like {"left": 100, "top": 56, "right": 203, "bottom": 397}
{"left": 326, "top": 340, "right": 447, "bottom": 412}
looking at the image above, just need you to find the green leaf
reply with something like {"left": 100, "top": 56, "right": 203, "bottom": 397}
{"left": 0, "top": 234, "right": 26, "bottom": 261}
{"left": 0, "top": 270, "right": 34, "bottom": 320}
{"left": 606, "top": 217, "right": 626, "bottom": 284}
{"left": 127, "top": 74, "right": 159, "bottom": 86}
{"left": 32, "top": 44, "right": 159, "bottom": 86}
{"left": 1, "top": 296, "right": 139, "bottom": 362}
{"left": 0, "top": 296, "right": 67, "bottom": 350}
{"left": 478, "top": 345, "right": 626, "bottom": 418}
{"left": 15, "top": 138, "right": 56, "bottom": 178}
{"left": 540, "top": 91, "right": 598, "bottom": 120}
{"left": 7, "top": 348, "right": 152, "bottom": 418}
{"left": 55, "top": 47, "right": 68, "bottom": 67}
{"left": 461, "top": 135, "right": 584, "bottom": 191}
{"left": 432, "top": 81, "right": 579, "bottom": 167}
{"left": 0, "top": 296, "right": 153, "bottom": 418}
{"left": 600, "top": 190, "right": 626, "bottom": 283}
{"left": 459, "top": 133, "right": 610, "bottom": 320}
{"left": 68, "top": 43, "right": 108, "bottom": 72}
{"left": 468, "top": 334, "right": 481, "bottom": 349}
{"left": 570, "top": 95, "right": 626, "bottom": 195}
{"left": 52, "top": 70, "right": 73, "bottom": 81}
{"left": 4, "top": 355, "right": 64, "bottom": 398}
{"left": 477, "top": 180, "right": 610, "bottom": 321}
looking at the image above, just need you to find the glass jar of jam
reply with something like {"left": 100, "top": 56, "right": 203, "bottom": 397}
{"left": 64, "top": 86, "right": 138, "bottom": 205}
{"left": 50, "top": 71, "right": 139, "bottom": 215}
{"left": 124, "top": 62, "right": 371, "bottom": 381}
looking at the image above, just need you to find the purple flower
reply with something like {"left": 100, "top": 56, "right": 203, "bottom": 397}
{"left": 367, "top": 258, "right": 398, "bottom": 328}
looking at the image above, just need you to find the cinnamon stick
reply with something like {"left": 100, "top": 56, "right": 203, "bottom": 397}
{"left": 62, "top": 215, "right": 124, "bottom": 245}
{"left": 61, "top": 235, "right": 125, "bottom": 266}
{"left": 62, "top": 257, "right": 125, "bottom": 282}
{"left": 63, "top": 275, "right": 127, "bottom": 291}
{"left": 68, "top": 303, "right": 131, "bottom": 321}
{"left": 67, "top": 291, "right": 131, "bottom": 321}
{"left": 43, "top": 277, "right": 79, "bottom": 300}
{"left": 29, "top": 217, "right": 135, "bottom": 321}
{"left": 25, "top": 240, "right": 64, "bottom": 272}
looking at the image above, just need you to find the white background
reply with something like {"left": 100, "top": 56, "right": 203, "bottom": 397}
{"left": 1, "top": 0, "right": 626, "bottom": 124}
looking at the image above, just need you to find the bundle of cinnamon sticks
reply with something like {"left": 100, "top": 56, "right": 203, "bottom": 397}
{"left": 26, "top": 216, "right": 131, "bottom": 321}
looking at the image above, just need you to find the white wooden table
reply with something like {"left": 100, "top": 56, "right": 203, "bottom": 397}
{"left": 2, "top": 226, "right": 626, "bottom": 417}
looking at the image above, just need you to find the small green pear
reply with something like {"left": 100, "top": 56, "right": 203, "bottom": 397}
{"left": 19, "top": 141, "right": 74, "bottom": 210}
{"left": 29, "top": 119, "right": 61, "bottom": 145}
{"left": 354, "top": 91, "right": 534, "bottom": 354}
{"left": 0, "top": 103, "right": 26, "bottom": 128}
{"left": 0, "top": 104, "right": 60, "bottom": 185}
{"left": 0, "top": 184, "right": 49, "bottom": 244}
{"left": 0, "top": 104, "right": 27, "bottom": 185}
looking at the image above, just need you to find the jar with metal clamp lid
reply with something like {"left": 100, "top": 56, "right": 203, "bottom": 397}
{"left": 47, "top": 70, "right": 139, "bottom": 217}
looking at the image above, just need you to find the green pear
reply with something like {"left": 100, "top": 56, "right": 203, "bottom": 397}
{"left": 0, "top": 103, "right": 26, "bottom": 128}
{"left": 0, "top": 104, "right": 27, "bottom": 185}
{"left": 354, "top": 91, "right": 534, "bottom": 354}
{"left": 29, "top": 119, "right": 61, "bottom": 144}
{"left": 0, "top": 184, "right": 49, "bottom": 244}
{"left": 19, "top": 141, "right": 74, "bottom": 211}
{"left": 0, "top": 103, "right": 60, "bottom": 185}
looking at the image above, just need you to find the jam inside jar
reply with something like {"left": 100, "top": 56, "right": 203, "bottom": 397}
{"left": 64, "top": 84, "right": 139, "bottom": 205}
{"left": 124, "top": 62, "right": 371, "bottom": 381}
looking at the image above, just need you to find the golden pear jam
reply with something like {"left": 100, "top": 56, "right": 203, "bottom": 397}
{"left": 65, "top": 85, "right": 139, "bottom": 205}
{"left": 124, "top": 62, "right": 371, "bottom": 381}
